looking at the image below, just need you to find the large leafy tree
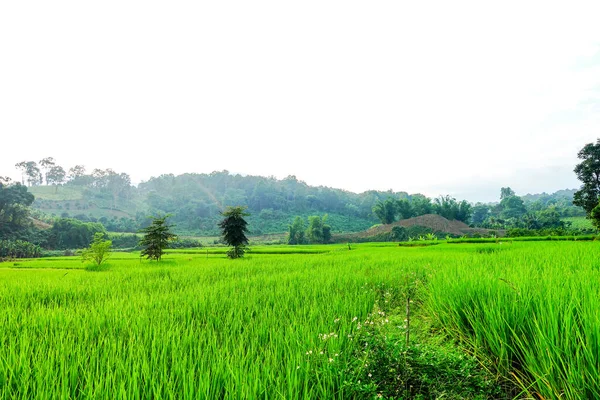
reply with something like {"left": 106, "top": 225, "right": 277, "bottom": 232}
{"left": 500, "top": 187, "right": 516, "bottom": 200}
{"left": 305, "top": 215, "right": 331, "bottom": 244}
{"left": 139, "top": 215, "right": 177, "bottom": 261}
{"left": 396, "top": 199, "right": 414, "bottom": 220}
{"left": 0, "top": 181, "right": 35, "bottom": 239}
{"left": 573, "top": 139, "right": 600, "bottom": 214}
{"left": 372, "top": 198, "right": 398, "bottom": 224}
{"left": 288, "top": 216, "right": 306, "bottom": 245}
{"left": 39, "top": 157, "right": 56, "bottom": 185}
{"left": 15, "top": 161, "right": 42, "bottom": 186}
{"left": 47, "top": 165, "right": 66, "bottom": 190}
{"left": 500, "top": 195, "right": 527, "bottom": 219}
{"left": 410, "top": 194, "right": 433, "bottom": 216}
{"left": 219, "top": 206, "right": 250, "bottom": 258}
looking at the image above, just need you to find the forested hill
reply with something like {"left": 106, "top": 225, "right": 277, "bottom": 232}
{"left": 30, "top": 170, "right": 422, "bottom": 235}
{"left": 20, "top": 164, "right": 586, "bottom": 236}
{"left": 137, "top": 172, "right": 398, "bottom": 234}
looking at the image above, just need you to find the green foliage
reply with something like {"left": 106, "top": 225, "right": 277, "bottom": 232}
{"left": 574, "top": 139, "right": 600, "bottom": 214}
{"left": 219, "top": 206, "right": 250, "bottom": 259}
{"left": 590, "top": 202, "right": 600, "bottom": 230}
{"left": 15, "top": 161, "right": 42, "bottom": 186}
{"left": 428, "top": 241, "right": 600, "bottom": 398}
{"left": 0, "top": 240, "right": 41, "bottom": 259}
{"left": 432, "top": 195, "right": 473, "bottom": 223}
{"left": 500, "top": 186, "right": 516, "bottom": 200}
{"left": 390, "top": 226, "right": 408, "bottom": 241}
{"left": 562, "top": 216, "right": 595, "bottom": 230}
{"left": 139, "top": 215, "right": 177, "bottom": 261}
{"left": 345, "top": 290, "right": 502, "bottom": 399}
{"left": 287, "top": 216, "right": 306, "bottom": 245}
{"left": 45, "top": 218, "right": 106, "bottom": 249}
{"left": 0, "top": 182, "right": 35, "bottom": 239}
{"left": 471, "top": 203, "right": 490, "bottom": 225}
{"left": 306, "top": 215, "right": 331, "bottom": 244}
{"left": 372, "top": 198, "right": 398, "bottom": 224}
{"left": 46, "top": 165, "right": 66, "bottom": 187}
{"left": 81, "top": 232, "right": 112, "bottom": 266}
{"left": 499, "top": 195, "right": 527, "bottom": 219}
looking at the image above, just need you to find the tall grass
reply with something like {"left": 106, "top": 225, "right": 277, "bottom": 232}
{"left": 427, "top": 241, "right": 600, "bottom": 398}
{"left": 0, "top": 246, "right": 427, "bottom": 399}
{"left": 2, "top": 242, "right": 600, "bottom": 398}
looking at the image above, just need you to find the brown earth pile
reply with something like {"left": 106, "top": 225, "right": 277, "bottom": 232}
{"left": 338, "top": 214, "right": 501, "bottom": 239}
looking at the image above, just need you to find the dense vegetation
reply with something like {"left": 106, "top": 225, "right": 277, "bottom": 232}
{"left": 4, "top": 140, "right": 600, "bottom": 252}
{"left": 12, "top": 161, "right": 594, "bottom": 238}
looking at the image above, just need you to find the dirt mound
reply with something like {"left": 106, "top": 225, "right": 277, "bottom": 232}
{"left": 339, "top": 214, "right": 500, "bottom": 240}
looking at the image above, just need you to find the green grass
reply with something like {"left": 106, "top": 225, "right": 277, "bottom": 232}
{"left": 29, "top": 185, "right": 84, "bottom": 201}
{"left": 1, "top": 242, "right": 600, "bottom": 398}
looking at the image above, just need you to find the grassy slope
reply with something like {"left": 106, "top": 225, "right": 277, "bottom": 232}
{"left": 29, "top": 185, "right": 84, "bottom": 201}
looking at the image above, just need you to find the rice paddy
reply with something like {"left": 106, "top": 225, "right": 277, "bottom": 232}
{"left": 1, "top": 241, "right": 599, "bottom": 399}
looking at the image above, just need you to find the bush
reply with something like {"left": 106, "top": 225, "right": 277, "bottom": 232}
{"left": 0, "top": 240, "right": 42, "bottom": 259}
{"left": 81, "top": 233, "right": 112, "bottom": 266}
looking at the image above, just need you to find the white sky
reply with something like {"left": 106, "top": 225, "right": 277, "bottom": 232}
{"left": 1, "top": 1, "right": 599, "bottom": 202}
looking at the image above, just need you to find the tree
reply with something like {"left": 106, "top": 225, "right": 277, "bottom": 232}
{"left": 219, "top": 206, "right": 250, "bottom": 259}
{"left": 0, "top": 182, "right": 35, "bottom": 239}
{"left": 139, "top": 215, "right": 177, "bottom": 261}
{"left": 391, "top": 226, "right": 408, "bottom": 241}
{"left": 500, "top": 187, "right": 516, "bottom": 200}
{"left": 455, "top": 200, "right": 473, "bottom": 223}
{"left": 573, "top": 139, "right": 600, "bottom": 215}
{"left": 14, "top": 162, "right": 27, "bottom": 185}
{"left": 373, "top": 198, "right": 397, "bottom": 224}
{"left": 47, "top": 166, "right": 66, "bottom": 191}
{"left": 39, "top": 157, "right": 56, "bottom": 185}
{"left": 288, "top": 216, "right": 306, "bottom": 245}
{"left": 15, "top": 161, "right": 42, "bottom": 186}
{"left": 410, "top": 194, "right": 433, "bottom": 216}
{"left": 67, "top": 165, "right": 93, "bottom": 186}
{"left": 396, "top": 199, "right": 414, "bottom": 220}
{"left": 81, "top": 232, "right": 112, "bottom": 266}
{"left": 500, "top": 195, "right": 527, "bottom": 219}
{"left": 590, "top": 202, "right": 600, "bottom": 230}
{"left": 471, "top": 204, "right": 490, "bottom": 226}
{"left": 45, "top": 218, "right": 106, "bottom": 249}
{"left": 306, "top": 215, "right": 331, "bottom": 244}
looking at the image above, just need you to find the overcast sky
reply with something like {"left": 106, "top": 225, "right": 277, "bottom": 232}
{"left": 1, "top": 1, "right": 599, "bottom": 202}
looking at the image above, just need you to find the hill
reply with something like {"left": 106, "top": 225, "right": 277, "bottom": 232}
{"left": 23, "top": 168, "right": 583, "bottom": 237}
{"left": 27, "top": 171, "right": 404, "bottom": 235}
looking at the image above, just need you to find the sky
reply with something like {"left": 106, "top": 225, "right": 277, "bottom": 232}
{"left": 1, "top": 1, "right": 599, "bottom": 202}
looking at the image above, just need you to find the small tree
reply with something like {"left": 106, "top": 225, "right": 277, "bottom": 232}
{"left": 139, "top": 215, "right": 177, "bottom": 261}
{"left": 288, "top": 216, "right": 306, "bottom": 245}
{"left": 81, "top": 232, "right": 112, "bottom": 266}
{"left": 391, "top": 226, "right": 408, "bottom": 242}
{"left": 219, "top": 206, "right": 250, "bottom": 259}
{"left": 306, "top": 215, "right": 332, "bottom": 244}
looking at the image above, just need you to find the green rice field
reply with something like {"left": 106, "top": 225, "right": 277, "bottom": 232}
{"left": 1, "top": 241, "right": 600, "bottom": 398}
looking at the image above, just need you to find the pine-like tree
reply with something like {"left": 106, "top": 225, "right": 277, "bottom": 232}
{"left": 219, "top": 206, "right": 250, "bottom": 259}
{"left": 138, "top": 215, "right": 177, "bottom": 261}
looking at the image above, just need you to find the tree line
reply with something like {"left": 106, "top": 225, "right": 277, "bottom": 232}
{"left": 6, "top": 139, "right": 600, "bottom": 248}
